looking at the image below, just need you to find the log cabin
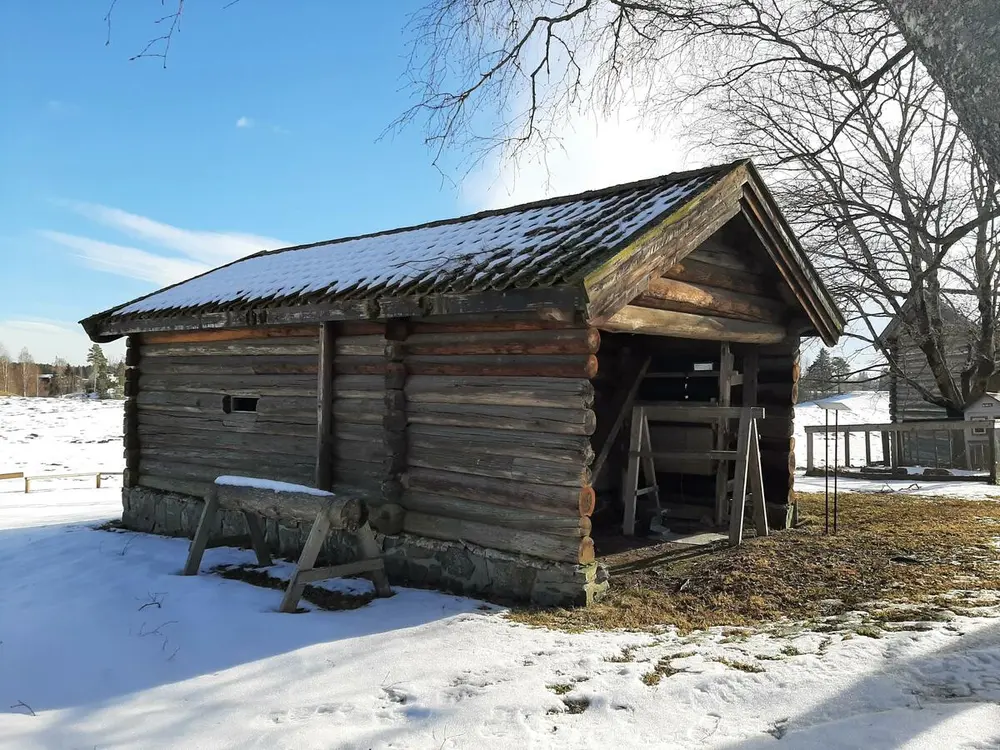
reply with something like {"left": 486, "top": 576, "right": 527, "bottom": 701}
{"left": 81, "top": 160, "right": 844, "bottom": 606}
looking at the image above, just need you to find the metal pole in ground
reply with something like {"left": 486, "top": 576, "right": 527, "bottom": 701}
{"left": 825, "top": 409, "right": 830, "bottom": 535}
{"left": 834, "top": 410, "right": 840, "bottom": 533}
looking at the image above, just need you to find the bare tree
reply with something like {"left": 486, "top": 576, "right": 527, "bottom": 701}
{"left": 17, "top": 348, "right": 35, "bottom": 398}
{"left": 0, "top": 343, "right": 9, "bottom": 395}
{"left": 886, "top": 0, "right": 1000, "bottom": 182}
{"left": 404, "top": 0, "right": 1000, "bottom": 413}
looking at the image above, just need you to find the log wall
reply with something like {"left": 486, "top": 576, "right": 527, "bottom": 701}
{"left": 754, "top": 339, "right": 799, "bottom": 524}
{"left": 398, "top": 320, "right": 598, "bottom": 564}
{"left": 134, "top": 326, "right": 321, "bottom": 498}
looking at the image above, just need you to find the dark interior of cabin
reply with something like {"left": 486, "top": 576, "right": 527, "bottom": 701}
{"left": 589, "top": 331, "right": 767, "bottom": 559}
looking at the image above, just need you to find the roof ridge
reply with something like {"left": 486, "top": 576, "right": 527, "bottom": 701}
{"left": 224, "top": 159, "right": 746, "bottom": 262}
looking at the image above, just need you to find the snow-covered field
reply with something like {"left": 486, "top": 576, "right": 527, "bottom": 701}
{"left": 794, "top": 391, "right": 890, "bottom": 468}
{"left": 1, "top": 395, "right": 999, "bottom": 749}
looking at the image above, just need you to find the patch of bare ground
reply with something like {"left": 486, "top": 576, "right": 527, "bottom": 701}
{"left": 511, "top": 492, "right": 1000, "bottom": 632}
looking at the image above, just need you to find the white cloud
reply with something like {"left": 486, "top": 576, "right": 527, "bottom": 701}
{"left": 236, "top": 116, "right": 254, "bottom": 128}
{"left": 0, "top": 318, "right": 124, "bottom": 365}
{"left": 66, "top": 203, "right": 285, "bottom": 266}
{"left": 40, "top": 231, "right": 210, "bottom": 286}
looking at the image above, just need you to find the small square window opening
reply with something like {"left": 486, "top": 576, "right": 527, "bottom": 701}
{"left": 223, "top": 395, "right": 259, "bottom": 414}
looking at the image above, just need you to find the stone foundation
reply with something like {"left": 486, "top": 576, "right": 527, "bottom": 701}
{"left": 122, "top": 486, "right": 608, "bottom": 606}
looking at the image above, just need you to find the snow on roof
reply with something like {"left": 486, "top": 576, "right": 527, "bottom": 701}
{"left": 92, "top": 164, "right": 734, "bottom": 321}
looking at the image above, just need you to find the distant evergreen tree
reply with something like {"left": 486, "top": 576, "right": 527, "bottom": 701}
{"left": 830, "top": 356, "right": 850, "bottom": 394}
{"left": 87, "top": 344, "right": 110, "bottom": 398}
{"left": 802, "top": 349, "right": 834, "bottom": 400}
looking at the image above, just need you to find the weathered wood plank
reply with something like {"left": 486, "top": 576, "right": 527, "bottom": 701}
{"left": 138, "top": 355, "right": 319, "bottom": 376}
{"left": 406, "top": 423, "right": 594, "bottom": 462}
{"left": 402, "top": 511, "right": 592, "bottom": 563}
{"left": 137, "top": 412, "right": 316, "bottom": 436}
{"left": 404, "top": 375, "right": 594, "bottom": 409}
{"left": 332, "top": 374, "right": 386, "bottom": 398}
{"left": 137, "top": 391, "right": 316, "bottom": 416}
{"left": 404, "top": 467, "right": 595, "bottom": 516}
{"left": 405, "top": 354, "right": 598, "bottom": 379}
{"left": 137, "top": 473, "right": 210, "bottom": 498}
{"left": 335, "top": 335, "right": 386, "bottom": 357}
{"left": 142, "top": 338, "right": 319, "bottom": 358}
{"left": 406, "top": 429, "right": 592, "bottom": 465}
{"left": 409, "top": 318, "right": 578, "bottom": 333}
{"left": 638, "top": 277, "right": 786, "bottom": 324}
{"left": 663, "top": 258, "right": 773, "bottom": 297}
{"left": 143, "top": 326, "right": 318, "bottom": 345}
{"left": 139, "top": 374, "right": 317, "bottom": 396}
{"left": 402, "top": 491, "right": 591, "bottom": 536}
{"left": 407, "top": 402, "right": 597, "bottom": 435}
{"left": 138, "top": 429, "right": 316, "bottom": 457}
{"left": 407, "top": 446, "right": 591, "bottom": 486}
{"left": 403, "top": 328, "right": 600, "bottom": 356}
{"left": 140, "top": 459, "right": 313, "bottom": 485}
{"left": 598, "top": 305, "right": 787, "bottom": 344}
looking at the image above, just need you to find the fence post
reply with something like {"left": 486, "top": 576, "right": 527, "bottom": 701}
{"left": 989, "top": 423, "right": 1000, "bottom": 485}
{"left": 864, "top": 431, "right": 872, "bottom": 467}
{"left": 806, "top": 430, "right": 814, "bottom": 472}
{"left": 843, "top": 430, "right": 851, "bottom": 468}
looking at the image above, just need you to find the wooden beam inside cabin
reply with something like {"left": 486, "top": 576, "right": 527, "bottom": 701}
{"left": 598, "top": 305, "right": 788, "bottom": 344}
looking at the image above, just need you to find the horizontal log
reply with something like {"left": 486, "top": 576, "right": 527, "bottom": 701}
{"left": 404, "top": 467, "right": 595, "bottom": 517}
{"left": 407, "top": 446, "right": 590, "bottom": 486}
{"left": 333, "top": 399, "right": 383, "bottom": 425}
{"left": 137, "top": 473, "right": 209, "bottom": 498}
{"left": 335, "top": 335, "right": 386, "bottom": 357}
{"left": 334, "top": 356, "right": 387, "bottom": 375}
{"left": 687, "top": 240, "right": 761, "bottom": 272}
{"left": 142, "top": 326, "right": 318, "bottom": 345}
{"left": 139, "top": 355, "right": 318, "bottom": 376}
{"left": 139, "top": 374, "right": 317, "bottom": 397}
{"left": 137, "top": 412, "right": 316, "bottom": 436}
{"left": 140, "top": 459, "right": 313, "bottom": 486}
{"left": 409, "top": 318, "right": 577, "bottom": 333}
{"left": 142, "top": 338, "right": 319, "bottom": 358}
{"left": 332, "top": 438, "right": 385, "bottom": 464}
{"left": 598, "top": 305, "right": 788, "bottom": 344}
{"left": 215, "top": 482, "right": 365, "bottom": 530}
{"left": 404, "top": 328, "right": 599, "bottom": 356}
{"left": 406, "top": 425, "right": 594, "bottom": 465}
{"left": 138, "top": 428, "right": 316, "bottom": 457}
{"left": 402, "top": 511, "right": 593, "bottom": 563}
{"left": 137, "top": 391, "right": 315, "bottom": 418}
{"left": 402, "top": 491, "right": 591, "bottom": 536}
{"left": 337, "top": 321, "right": 386, "bottom": 336}
{"left": 407, "top": 402, "right": 596, "bottom": 435}
{"left": 663, "top": 258, "right": 773, "bottom": 297}
{"left": 404, "top": 375, "right": 594, "bottom": 408}
{"left": 335, "top": 422, "right": 384, "bottom": 442}
{"left": 333, "top": 375, "right": 385, "bottom": 399}
{"left": 637, "top": 277, "right": 786, "bottom": 324}
{"left": 139, "top": 450, "right": 315, "bottom": 480}
{"left": 406, "top": 354, "right": 598, "bottom": 379}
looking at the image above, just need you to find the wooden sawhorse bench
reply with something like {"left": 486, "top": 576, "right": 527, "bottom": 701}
{"left": 182, "top": 477, "right": 392, "bottom": 612}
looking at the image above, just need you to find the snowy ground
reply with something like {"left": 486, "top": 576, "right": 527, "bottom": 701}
{"left": 2, "top": 396, "right": 999, "bottom": 749}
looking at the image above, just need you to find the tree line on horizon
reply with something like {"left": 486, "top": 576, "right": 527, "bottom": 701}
{"left": 0, "top": 343, "right": 124, "bottom": 399}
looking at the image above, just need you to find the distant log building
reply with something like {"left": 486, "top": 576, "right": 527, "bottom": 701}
{"left": 82, "top": 160, "right": 843, "bottom": 605}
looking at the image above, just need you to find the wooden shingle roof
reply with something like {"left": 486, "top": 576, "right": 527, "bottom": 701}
{"left": 82, "top": 160, "right": 844, "bottom": 344}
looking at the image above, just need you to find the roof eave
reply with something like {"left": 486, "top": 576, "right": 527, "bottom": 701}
{"left": 80, "top": 286, "right": 590, "bottom": 340}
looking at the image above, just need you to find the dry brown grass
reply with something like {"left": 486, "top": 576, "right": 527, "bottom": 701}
{"left": 511, "top": 492, "right": 1000, "bottom": 633}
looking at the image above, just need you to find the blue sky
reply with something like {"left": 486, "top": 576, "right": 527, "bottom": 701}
{"left": 0, "top": 1, "right": 693, "bottom": 364}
